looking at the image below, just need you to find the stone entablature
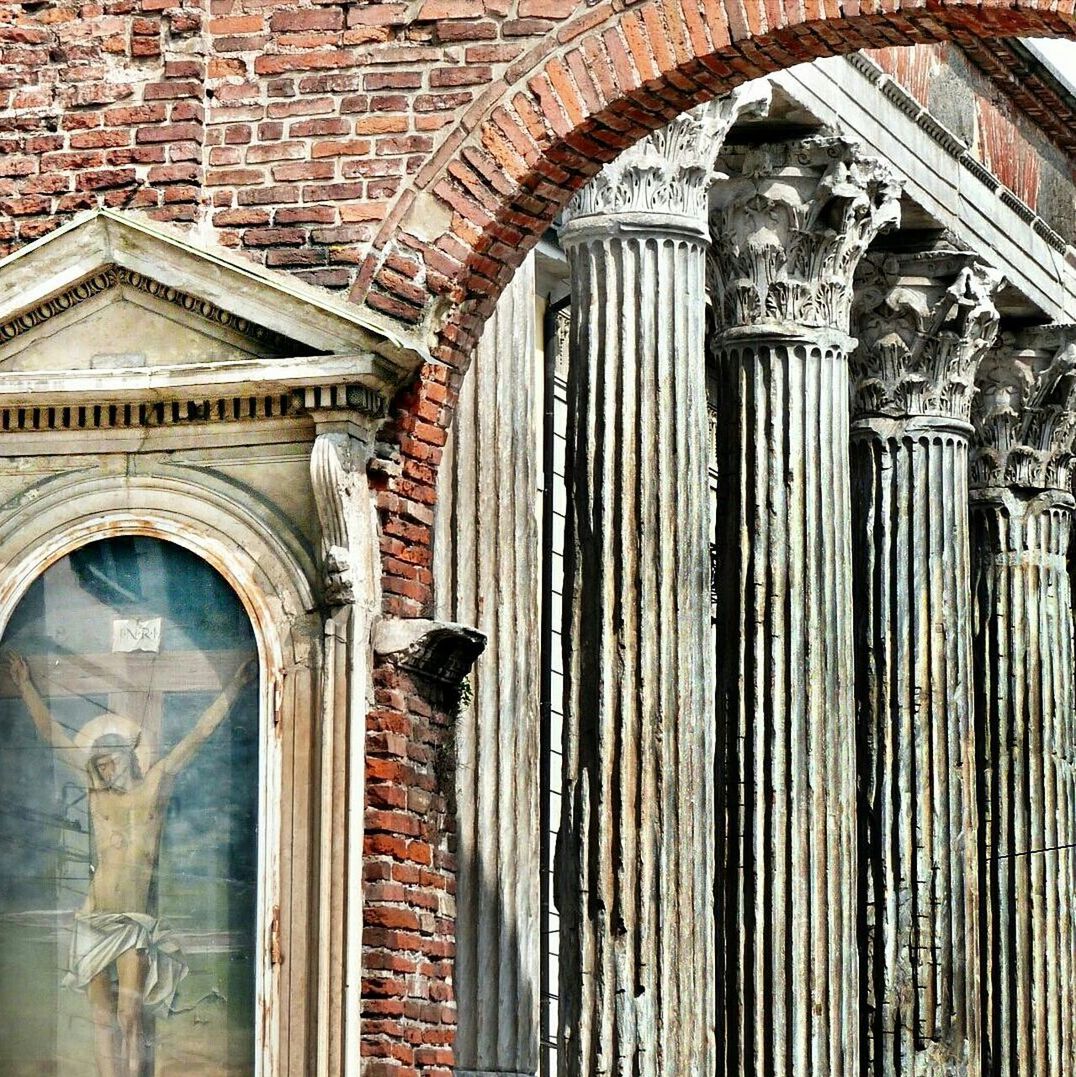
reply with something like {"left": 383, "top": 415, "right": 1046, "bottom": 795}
{"left": 851, "top": 250, "right": 1004, "bottom": 422}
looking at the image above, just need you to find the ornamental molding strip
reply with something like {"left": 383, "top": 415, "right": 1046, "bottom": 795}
{"left": 972, "top": 324, "right": 1076, "bottom": 494}
{"left": 851, "top": 249, "right": 1004, "bottom": 422}
{"left": 0, "top": 265, "right": 310, "bottom": 357}
{"left": 708, "top": 135, "right": 903, "bottom": 335}
{"left": 561, "top": 81, "right": 772, "bottom": 230}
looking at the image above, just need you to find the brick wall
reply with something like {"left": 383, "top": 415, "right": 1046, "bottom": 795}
{"left": 3, "top": 4, "right": 1076, "bottom": 1072}
{"left": 364, "top": 659, "right": 457, "bottom": 1077}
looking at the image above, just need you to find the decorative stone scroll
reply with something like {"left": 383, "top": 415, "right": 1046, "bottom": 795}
{"left": 709, "top": 136, "right": 902, "bottom": 335}
{"left": 971, "top": 324, "right": 1076, "bottom": 1077}
{"left": 555, "top": 86, "right": 774, "bottom": 1077}
{"left": 849, "top": 249, "right": 1004, "bottom": 1077}
{"left": 709, "top": 136, "right": 901, "bottom": 1077}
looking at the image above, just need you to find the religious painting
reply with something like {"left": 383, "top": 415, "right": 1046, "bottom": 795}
{"left": 0, "top": 536, "right": 260, "bottom": 1075}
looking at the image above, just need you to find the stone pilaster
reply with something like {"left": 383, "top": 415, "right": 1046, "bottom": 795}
{"left": 971, "top": 325, "right": 1076, "bottom": 1077}
{"left": 433, "top": 253, "right": 541, "bottom": 1077}
{"left": 708, "top": 136, "right": 901, "bottom": 1077}
{"left": 555, "top": 83, "right": 769, "bottom": 1077}
{"left": 849, "top": 250, "right": 1004, "bottom": 1077}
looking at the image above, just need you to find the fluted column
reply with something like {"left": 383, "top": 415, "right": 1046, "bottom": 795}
{"left": 555, "top": 84, "right": 769, "bottom": 1077}
{"left": 971, "top": 325, "right": 1076, "bottom": 1077}
{"left": 849, "top": 250, "right": 1003, "bottom": 1076}
{"left": 708, "top": 136, "right": 902, "bottom": 1077}
{"left": 434, "top": 253, "right": 540, "bottom": 1076}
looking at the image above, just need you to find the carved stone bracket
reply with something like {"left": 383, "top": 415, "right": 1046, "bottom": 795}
{"left": 562, "top": 82, "right": 772, "bottom": 232}
{"left": 314, "top": 430, "right": 370, "bottom": 616}
{"left": 851, "top": 249, "right": 1004, "bottom": 422}
{"left": 372, "top": 616, "right": 486, "bottom": 692}
{"left": 709, "top": 136, "right": 902, "bottom": 335}
{"left": 972, "top": 324, "right": 1076, "bottom": 495}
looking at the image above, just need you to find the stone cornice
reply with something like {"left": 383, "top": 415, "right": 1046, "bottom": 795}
{"left": 0, "top": 264, "right": 312, "bottom": 356}
{"left": 708, "top": 136, "right": 903, "bottom": 336}
{"left": 972, "top": 324, "right": 1076, "bottom": 494}
{"left": 851, "top": 250, "right": 1004, "bottom": 423}
{"left": 560, "top": 83, "right": 771, "bottom": 232}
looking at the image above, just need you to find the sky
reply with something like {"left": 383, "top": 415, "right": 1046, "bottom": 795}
{"left": 1025, "top": 38, "right": 1076, "bottom": 96}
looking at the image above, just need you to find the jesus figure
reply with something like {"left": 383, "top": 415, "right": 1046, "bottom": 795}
{"left": 6, "top": 652, "right": 257, "bottom": 1077}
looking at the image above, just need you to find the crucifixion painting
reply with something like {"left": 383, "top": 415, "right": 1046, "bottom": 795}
{"left": 6, "top": 653, "right": 255, "bottom": 1077}
{"left": 0, "top": 536, "right": 260, "bottom": 1077}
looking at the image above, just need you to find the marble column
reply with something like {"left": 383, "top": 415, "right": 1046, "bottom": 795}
{"left": 434, "top": 252, "right": 541, "bottom": 1077}
{"left": 708, "top": 136, "right": 901, "bottom": 1077}
{"left": 849, "top": 250, "right": 1003, "bottom": 1076}
{"left": 555, "top": 83, "right": 769, "bottom": 1077}
{"left": 971, "top": 325, "right": 1076, "bottom": 1077}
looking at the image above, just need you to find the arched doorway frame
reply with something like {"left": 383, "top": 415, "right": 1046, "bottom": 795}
{"left": 0, "top": 467, "right": 320, "bottom": 1077}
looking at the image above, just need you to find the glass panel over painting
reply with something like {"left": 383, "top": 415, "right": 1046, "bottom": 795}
{"left": 0, "top": 537, "right": 260, "bottom": 1076}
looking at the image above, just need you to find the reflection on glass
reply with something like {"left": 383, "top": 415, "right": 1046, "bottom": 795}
{"left": 0, "top": 537, "right": 259, "bottom": 1076}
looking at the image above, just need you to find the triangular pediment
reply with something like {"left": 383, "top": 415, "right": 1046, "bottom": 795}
{"left": 0, "top": 210, "right": 424, "bottom": 395}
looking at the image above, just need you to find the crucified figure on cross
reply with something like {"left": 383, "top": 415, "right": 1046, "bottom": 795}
{"left": 5, "top": 652, "right": 257, "bottom": 1077}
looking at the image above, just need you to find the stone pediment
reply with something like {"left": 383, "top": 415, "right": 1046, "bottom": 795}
{"left": 0, "top": 209, "right": 425, "bottom": 407}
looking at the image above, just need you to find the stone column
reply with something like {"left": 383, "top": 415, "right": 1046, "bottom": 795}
{"left": 708, "top": 137, "right": 901, "bottom": 1077}
{"left": 555, "top": 83, "right": 769, "bottom": 1077}
{"left": 849, "top": 250, "right": 1003, "bottom": 1076}
{"left": 971, "top": 325, "right": 1076, "bottom": 1077}
{"left": 434, "top": 252, "right": 542, "bottom": 1077}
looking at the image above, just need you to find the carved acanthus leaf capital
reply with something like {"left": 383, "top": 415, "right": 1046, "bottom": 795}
{"left": 708, "top": 136, "right": 902, "bottom": 335}
{"left": 972, "top": 325, "right": 1076, "bottom": 494}
{"left": 851, "top": 250, "right": 1004, "bottom": 422}
{"left": 561, "top": 83, "right": 772, "bottom": 231}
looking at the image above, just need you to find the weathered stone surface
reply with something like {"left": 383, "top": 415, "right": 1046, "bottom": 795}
{"left": 433, "top": 254, "right": 542, "bottom": 1076}
{"left": 710, "top": 136, "right": 901, "bottom": 1077}
{"left": 850, "top": 251, "right": 1002, "bottom": 1077}
{"left": 972, "top": 324, "right": 1076, "bottom": 1077}
{"left": 554, "top": 92, "right": 784, "bottom": 1073}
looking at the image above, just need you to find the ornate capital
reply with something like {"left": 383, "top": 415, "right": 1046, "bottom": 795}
{"left": 708, "top": 136, "right": 902, "bottom": 336}
{"left": 851, "top": 250, "right": 1004, "bottom": 423}
{"left": 561, "top": 83, "right": 771, "bottom": 233}
{"left": 972, "top": 324, "right": 1076, "bottom": 495}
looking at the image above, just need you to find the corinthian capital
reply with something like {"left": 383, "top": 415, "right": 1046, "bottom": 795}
{"left": 851, "top": 249, "right": 1004, "bottom": 423}
{"left": 972, "top": 325, "right": 1076, "bottom": 494}
{"left": 709, "top": 136, "right": 902, "bottom": 336}
{"left": 561, "top": 82, "right": 772, "bottom": 233}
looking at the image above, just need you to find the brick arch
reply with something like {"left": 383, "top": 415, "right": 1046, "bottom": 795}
{"left": 355, "top": 3, "right": 1074, "bottom": 359}
{"left": 364, "top": 8, "right": 1074, "bottom": 621}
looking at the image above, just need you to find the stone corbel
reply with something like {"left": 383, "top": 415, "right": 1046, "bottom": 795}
{"left": 372, "top": 616, "right": 486, "bottom": 702}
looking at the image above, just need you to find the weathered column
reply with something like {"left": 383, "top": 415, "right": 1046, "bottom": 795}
{"left": 708, "top": 137, "right": 901, "bottom": 1077}
{"left": 971, "top": 325, "right": 1076, "bottom": 1077}
{"left": 849, "top": 250, "right": 1003, "bottom": 1076}
{"left": 555, "top": 84, "right": 769, "bottom": 1077}
{"left": 433, "top": 253, "right": 541, "bottom": 1077}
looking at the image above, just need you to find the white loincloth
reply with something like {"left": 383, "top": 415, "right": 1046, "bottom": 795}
{"left": 64, "top": 912, "right": 188, "bottom": 1015}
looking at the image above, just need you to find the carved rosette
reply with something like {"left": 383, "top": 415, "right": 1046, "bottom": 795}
{"left": 972, "top": 325, "right": 1076, "bottom": 496}
{"left": 851, "top": 250, "right": 1004, "bottom": 423}
{"left": 561, "top": 82, "right": 771, "bottom": 234}
{"left": 709, "top": 136, "right": 902, "bottom": 335}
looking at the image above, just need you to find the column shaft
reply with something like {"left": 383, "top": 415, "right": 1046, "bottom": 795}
{"left": 713, "top": 335, "right": 857, "bottom": 1077}
{"left": 435, "top": 255, "right": 541, "bottom": 1076}
{"left": 558, "top": 224, "right": 713, "bottom": 1077}
{"left": 974, "top": 497, "right": 1076, "bottom": 1077}
{"left": 852, "top": 423, "right": 979, "bottom": 1075}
